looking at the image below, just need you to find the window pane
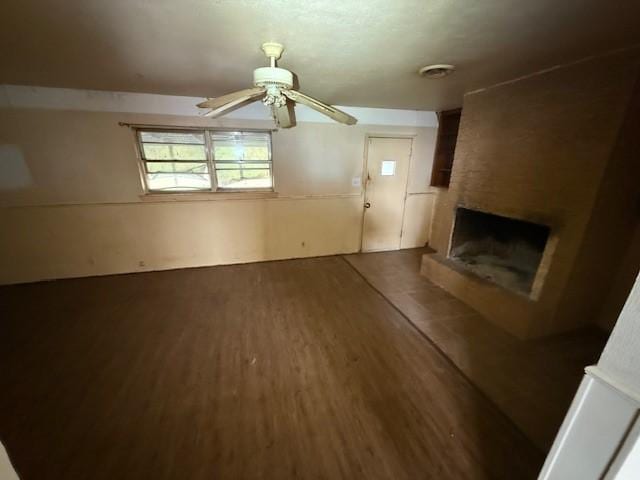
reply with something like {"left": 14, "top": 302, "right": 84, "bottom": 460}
{"left": 142, "top": 143, "right": 206, "bottom": 161}
{"left": 213, "top": 146, "right": 238, "bottom": 161}
{"left": 146, "top": 162, "right": 208, "bottom": 173}
{"left": 140, "top": 131, "right": 204, "bottom": 144}
{"left": 146, "top": 172, "right": 211, "bottom": 191}
{"left": 212, "top": 132, "right": 271, "bottom": 161}
{"left": 243, "top": 146, "right": 270, "bottom": 161}
{"left": 210, "top": 131, "right": 272, "bottom": 190}
{"left": 214, "top": 145, "right": 270, "bottom": 161}
{"left": 216, "top": 168, "right": 272, "bottom": 189}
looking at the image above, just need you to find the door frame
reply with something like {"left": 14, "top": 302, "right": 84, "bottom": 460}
{"left": 359, "top": 134, "right": 416, "bottom": 252}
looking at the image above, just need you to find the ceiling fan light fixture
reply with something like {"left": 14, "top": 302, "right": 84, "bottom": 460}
{"left": 419, "top": 64, "right": 456, "bottom": 79}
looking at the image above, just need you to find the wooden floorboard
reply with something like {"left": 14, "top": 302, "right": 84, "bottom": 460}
{"left": 1, "top": 256, "right": 542, "bottom": 479}
{"left": 345, "top": 248, "right": 608, "bottom": 451}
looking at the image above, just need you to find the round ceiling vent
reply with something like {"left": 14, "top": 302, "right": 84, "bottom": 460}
{"left": 418, "top": 64, "right": 456, "bottom": 79}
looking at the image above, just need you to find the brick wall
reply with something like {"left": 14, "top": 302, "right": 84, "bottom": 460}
{"left": 428, "top": 48, "right": 640, "bottom": 336}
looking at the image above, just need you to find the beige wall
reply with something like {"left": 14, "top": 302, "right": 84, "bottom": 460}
{"left": 0, "top": 108, "right": 437, "bottom": 284}
{"left": 428, "top": 49, "right": 640, "bottom": 336}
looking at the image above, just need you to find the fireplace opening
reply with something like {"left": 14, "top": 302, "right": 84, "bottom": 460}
{"left": 449, "top": 208, "right": 550, "bottom": 296}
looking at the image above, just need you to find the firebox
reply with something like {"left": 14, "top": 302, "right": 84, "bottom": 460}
{"left": 449, "top": 207, "right": 550, "bottom": 296}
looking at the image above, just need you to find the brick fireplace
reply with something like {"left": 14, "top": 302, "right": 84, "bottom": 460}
{"left": 422, "top": 49, "right": 640, "bottom": 339}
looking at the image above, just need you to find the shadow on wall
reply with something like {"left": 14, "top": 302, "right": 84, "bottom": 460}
{"left": 0, "top": 145, "right": 32, "bottom": 191}
{"left": 562, "top": 72, "right": 640, "bottom": 333}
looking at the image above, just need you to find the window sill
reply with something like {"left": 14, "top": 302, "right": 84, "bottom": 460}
{"left": 139, "top": 190, "right": 279, "bottom": 202}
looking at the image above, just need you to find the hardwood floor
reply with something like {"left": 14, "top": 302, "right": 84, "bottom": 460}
{"left": 345, "top": 248, "right": 608, "bottom": 451}
{"left": 0, "top": 256, "right": 542, "bottom": 479}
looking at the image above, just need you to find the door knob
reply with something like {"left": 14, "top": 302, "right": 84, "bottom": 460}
{"left": 364, "top": 202, "right": 371, "bottom": 208}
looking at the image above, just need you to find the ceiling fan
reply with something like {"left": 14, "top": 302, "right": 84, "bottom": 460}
{"left": 197, "top": 42, "right": 357, "bottom": 128}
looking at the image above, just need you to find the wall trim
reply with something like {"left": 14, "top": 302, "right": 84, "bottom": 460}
{"left": 586, "top": 365, "right": 640, "bottom": 405}
{"left": 0, "top": 84, "right": 439, "bottom": 127}
{"left": 1, "top": 192, "right": 364, "bottom": 210}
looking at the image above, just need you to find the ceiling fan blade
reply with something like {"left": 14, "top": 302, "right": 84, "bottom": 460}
{"left": 271, "top": 101, "right": 296, "bottom": 129}
{"left": 197, "top": 87, "right": 265, "bottom": 117}
{"left": 282, "top": 90, "right": 357, "bottom": 125}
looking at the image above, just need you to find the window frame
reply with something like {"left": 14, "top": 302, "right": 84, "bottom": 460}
{"left": 135, "top": 127, "right": 274, "bottom": 194}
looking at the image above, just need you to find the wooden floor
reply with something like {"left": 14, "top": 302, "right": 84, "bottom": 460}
{"left": 0, "top": 255, "right": 544, "bottom": 479}
{"left": 345, "top": 248, "right": 608, "bottom": 451}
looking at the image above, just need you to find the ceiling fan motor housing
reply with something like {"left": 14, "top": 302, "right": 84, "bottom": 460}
{"left": 253, "top": 67, "right": 294, "bottom": 89}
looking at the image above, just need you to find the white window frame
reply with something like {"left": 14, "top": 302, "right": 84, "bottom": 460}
{"left": 135, "top": 127, "right": 274, "bottom": 194}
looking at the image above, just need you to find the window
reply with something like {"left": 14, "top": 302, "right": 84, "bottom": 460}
{"left": 380, "top": 160, "right": 396, "bottom": 176}
{"left": 137, "top": 129, "right": 273, "bottom": 193}
{"left": 211, "top": 132, "right": 272, "bottom": 190}
{"left": 430, "top": 108, "right": 461, "bottom": 188}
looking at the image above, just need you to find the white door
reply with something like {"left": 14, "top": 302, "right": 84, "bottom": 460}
{"left": 361, "top": 137, "right": 413, "bottom": 252}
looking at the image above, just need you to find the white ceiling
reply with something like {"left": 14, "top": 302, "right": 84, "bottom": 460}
{"left": 1, "top": 0, "right": 639, "bottom": 110}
